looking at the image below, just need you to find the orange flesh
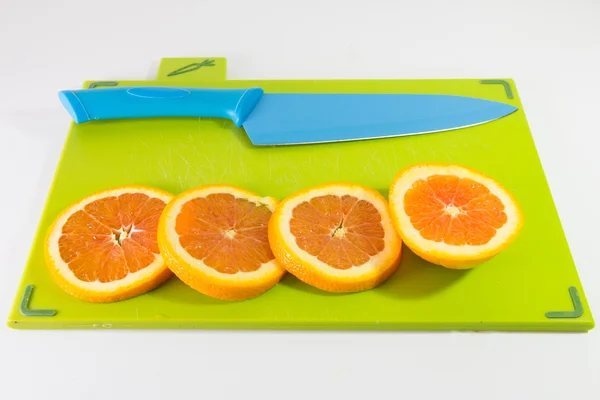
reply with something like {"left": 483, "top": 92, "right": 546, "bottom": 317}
{"left": 403, "top": 175, "right": 508, "bottom": 245}
{"left": 58, "top": 193, "right": 166, "bottom": 282}
{"left": 289, "top": 195, "right": 385, "bottom": 270}
{"left": 175, "top": 193, "right": 274, "bottom": 274}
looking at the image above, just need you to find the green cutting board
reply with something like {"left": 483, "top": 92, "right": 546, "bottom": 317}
{"left": 7, "top": 58, "right": 595, "bottom": 331}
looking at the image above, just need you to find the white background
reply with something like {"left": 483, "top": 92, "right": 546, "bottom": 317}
{"left": 1, "top": 0, "right": 599, "bottom": 398}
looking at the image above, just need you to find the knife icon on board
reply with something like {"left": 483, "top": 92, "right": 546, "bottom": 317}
{"left": 58, "top": 87, "right": 518, "bottom": 146}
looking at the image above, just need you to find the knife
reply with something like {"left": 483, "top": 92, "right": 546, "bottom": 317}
{"left": 58, "top": 87, "right": 518, "bottom": 146}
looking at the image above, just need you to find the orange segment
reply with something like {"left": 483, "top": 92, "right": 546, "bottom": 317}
{"left": 45, "top": 186, "right": 174, "bottom": 302}
{"left": 269, "top": 183, "right": 402, "bottom": 293}
{"left": 389, "top": 163, "right": 524, "bottom": 269}
{"left": 158, "top": 185, "right": 286, "bottom": 301}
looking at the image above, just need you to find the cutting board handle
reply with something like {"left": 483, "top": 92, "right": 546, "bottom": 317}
{"left": 58, "top": 87, "right": 264, "bottom": 127}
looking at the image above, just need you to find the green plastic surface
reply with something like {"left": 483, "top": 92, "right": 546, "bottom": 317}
{"left": 6, "top": 58, "right": 594, "bottom": 331}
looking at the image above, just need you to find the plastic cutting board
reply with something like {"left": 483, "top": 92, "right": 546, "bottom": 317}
{"left": 7, "top": 58, "right": 595, "bottom": 331}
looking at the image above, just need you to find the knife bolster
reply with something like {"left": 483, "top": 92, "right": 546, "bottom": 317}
{"left": 232, "top": 88, "right": 263, "bottom": 127}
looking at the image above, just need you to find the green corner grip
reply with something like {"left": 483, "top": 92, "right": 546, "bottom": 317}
{"left": 88, "top": 81, "right": 118, "bottom": 89}
{"left": 545, "top": 287, "right": 584, "bottom": 319}
{"left": 20, "top": 285, "right": 56, "bottom": 317}
{"left": 480, "top": 79, "right": 514, "bottom": 99}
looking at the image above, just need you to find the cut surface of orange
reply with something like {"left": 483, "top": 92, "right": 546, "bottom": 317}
{"left": 389, "top": 163, "right": 523, "bottom": 269}
{"left": 269, "top": 183, "right": 402, "bottom": 293}
{"left": 158, "top": 185, "right": 286, "bottom": 300}
{"left": 45, "top": 185, "right": 174, "bottom": 302}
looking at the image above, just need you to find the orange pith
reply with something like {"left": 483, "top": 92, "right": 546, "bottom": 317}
{"left": 404, "top": 175, "right": 508, "bottom": 246}
{"left": 290, "top": 195, "right": 385, "bottom": 269}
{"left": 45, "top": 186, "right": 174, "bottom": 302}
{"left": 157, "top": 185, "right": 286, "bottom": 301}
{"left": 175, "top": 193, "right": 274, "bottom": 274}
{"left": 58, "top": 193, "right": 166, "bottom": 282}
{"left": 269, "top": 183, "right": 402, "bottom": 293}
{"left": 388, "top": 163, "right": 523, "bottom": 269}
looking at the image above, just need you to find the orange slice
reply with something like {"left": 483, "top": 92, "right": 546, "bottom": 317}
{"left": 45, "top": 185, "right": 174, "bottom": 302}
{"left": 389, "top": 163, "right": 524, "bottom": 269}
{"left": 157, "top": 185, "right": 286, "bottom": 300}
{"left": 268, "top": 183, "right": 402, "bottom": 293}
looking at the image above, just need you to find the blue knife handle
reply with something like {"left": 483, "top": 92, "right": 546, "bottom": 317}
{"left": 58, "top": 87, "right": 264, "bottom": 127}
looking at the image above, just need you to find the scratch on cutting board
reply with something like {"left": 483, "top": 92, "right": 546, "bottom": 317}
{"left": 283, "top": 169, "right": 300, "bottom": 188}
{"left": 136, "top": 308, "right": 139, "bottom": 321}
{"left": 186, "top": 134, "right": 216, "bottom": 177}
{"left": 405, "top": 137, "right": 418, "bottom": 162}
{"left": 219, "top": 158, "right": 232, "bottom": 181}
{"left": 388, "top": 144, "right": 399, "bottom": 172}
{"left": 218, "top": 143, "right": 233, "bottom": 181}
{"left": 219, "top": 169, "right": 227, "bottom": 182}
{"left": 202, "top": 153, "right": 216, "bottom": 178}
{"left": 239, "top": 157, "right": 247, "bottom": 179}
{"left": 127, "top": 152, "right": 138, "bottom": 181}
{"left": 444, "top": 140, "right": 468, "bottom": 161}
{"left": 374, "top": 152, "right": 387, "bottom": 173}
{"left": 175, "top": 149, "right": 201, "bottom": 178}
{"left": 189, "top": 133, "right": 203, "bottom": 156}
{"left": 178, "top": 175, "right": 184, "bottom": 191}
{"left": 473, "top": 137, "right": 492, "bottom": 151}
{"left": 220, "top": 119, "right": 229, "bottom": 132}
{"left": 274, "top": 172, "right": 283, "bottom": 185}
{"left": 425, "top": 142, "right": 441, "bottom": 159}
{"left": 137, "top": 137, "right": 151, "bottom": 150}
{"left": 187, "top": 131, "right": 199, "bottom": 150}
{"left": 201, "top": 144, "right": 215, "bottom": 167}
{"left": 361, "top": 150, "right": 378, "bottom": 177}
{"left": 268, "top": 153, "right": 273, "bottom": 180}
{"left": 158, "top": 162, "right": 168, "bottom": 180}
{"left": 224, "top": 141, "right": 232, "bottom": 156}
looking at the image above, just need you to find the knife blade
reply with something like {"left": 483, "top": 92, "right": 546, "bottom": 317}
{"left": 58, "top": 87, "right": 518, "bottom": 146}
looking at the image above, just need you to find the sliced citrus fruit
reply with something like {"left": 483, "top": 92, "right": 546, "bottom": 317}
{"left": 389, "top": 163, "right": 524, "bottom": 269}
{"left": 157, "top": 185, "right": 286, "bottom": 301}
{"left": 268, "top": 183, "right": 402, "bottom": 293}
{"left": 45, "top": 185, "right": 174, "bottom": 302}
